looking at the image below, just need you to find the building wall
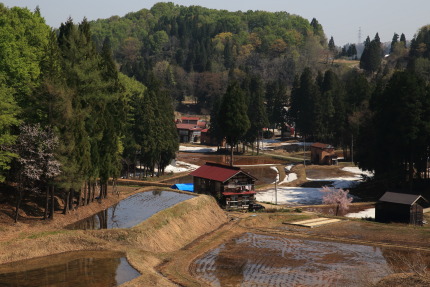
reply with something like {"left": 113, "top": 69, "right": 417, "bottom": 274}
{"left": 376, "top": 202, "right": 423, "bottom": 225}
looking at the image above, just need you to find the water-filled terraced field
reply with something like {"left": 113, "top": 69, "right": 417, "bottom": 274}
{"left": 191, "top": 232, "right": 428, "bottom": 287}
{"left": 66, "top": 190, "right": 195, "bottom": 230}
{"left": 0, "top": 251, "right": 140, "bottom": 287}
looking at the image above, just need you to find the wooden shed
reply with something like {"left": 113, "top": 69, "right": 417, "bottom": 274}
{"left": 375, "top": 192, "right": 429, "bottom": 226}
{"left": 190, "top": 162, "right": 257, "bottom": 210}
{"left": 310, "top": 143, "right": 337, "bottom": 165}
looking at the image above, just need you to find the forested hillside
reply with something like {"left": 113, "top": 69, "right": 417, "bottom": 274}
{"left": 89, "top": 2, "right": 328, "bottom": 109}
{"left": 0, "top": 4, "right": 178, "bottom": 221}
{"left": 4, "top": 0, "right": 430, "bottom": 219}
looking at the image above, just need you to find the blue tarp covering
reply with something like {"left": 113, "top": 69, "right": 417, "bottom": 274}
{"left": 170, "top": 183, "right": 194, "bottom": 192}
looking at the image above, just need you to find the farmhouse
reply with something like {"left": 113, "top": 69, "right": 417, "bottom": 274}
{"left": 176, "top": 117, "right": 207, "bottom": 143}
{"left": 375, "top": 191, "right": 429, "bottom": 225}
{"left": 190, "top": 162, "right": 257, "bottom": 210}
{"left": 310, "top": 143, "right": 337, "bottom": 165}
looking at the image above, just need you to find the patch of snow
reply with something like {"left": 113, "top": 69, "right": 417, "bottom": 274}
{"left": 341, "top": 167, "right": 374, "bottom": 177}
{"left": 164, "top": 161, "right": 199, "bottom": 173}
{"left": 179, "top": 146, "right": 217, "bottom": 153}
{"left": 256, "top": 187, "right": 325, "bottom": 205}
{"left": 271, "top": 166, "right": 279, "bottom": 184}
{"left": 280, "top": 173, "right": 298, "bottom": 184}
{"left": 345, "top": 208, "right": 375, "bottom": 219}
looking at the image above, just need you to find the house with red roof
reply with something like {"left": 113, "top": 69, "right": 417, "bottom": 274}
{"left": 176, "top": 117, "right": 207, "bottom": 143}
{"left": 190, "top": 162, "right": 257, "bottom": 210}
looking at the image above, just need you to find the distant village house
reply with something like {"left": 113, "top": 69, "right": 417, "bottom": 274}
{"left": 176, "top": 116, "right": 207, "bottom": 143}
{"left": 190, "top": 162, "right": 257, "bottom": 210}
{"left": 310, "top": 143, "right": 338, "bottom": 165}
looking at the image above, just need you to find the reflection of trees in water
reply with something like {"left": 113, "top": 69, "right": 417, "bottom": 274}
{"left": 0, "top": 255, "right": 124, "bottom": 287}
{"left": 97, "top": 209, "right": 108, "bottom": 229}
{"left": 213, "top": 239, "right": 246, "bottom": 286}
{"left": 109, "top": 204, "right": 119, "bottom": 229}
{"left": 152, "top": 190, "right": 162, "bottom": 196}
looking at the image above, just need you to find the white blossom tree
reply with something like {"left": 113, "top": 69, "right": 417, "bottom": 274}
{"left": 13, "top": 124, "right": 61, "bottom": 222}
{"left": 320, "top": 186, "right": 353, "bottom": 216}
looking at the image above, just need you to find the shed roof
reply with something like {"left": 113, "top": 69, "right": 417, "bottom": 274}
{"left": 378, "top": 191, "right": 427, "bottom": 205}
{"left": 311, "top": 142, "right": 334, "bottom": 149}
{"left": 190, "top": 162, "right": 257, "bottom": 182}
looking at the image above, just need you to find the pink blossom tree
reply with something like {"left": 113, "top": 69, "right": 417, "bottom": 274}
{"left": 320, "top": 186, "right": 353, "bottom": 216}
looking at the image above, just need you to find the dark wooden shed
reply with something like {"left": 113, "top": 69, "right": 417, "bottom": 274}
{"left": 375, "top": 192, "right": 429, "bottom": 225}
{"left": 190, "top": 162, "right": 257, "bottom": 210}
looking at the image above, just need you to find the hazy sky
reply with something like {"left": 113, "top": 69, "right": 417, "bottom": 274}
{"left": 3, "top": 0, "right": 430, "bottom": 45}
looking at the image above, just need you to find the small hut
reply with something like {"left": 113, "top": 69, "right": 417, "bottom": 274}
{"left": 375, "top": 192, "right": 429, "bottom": 225}
{"left": 310, "top": 143, "right": 337, "bottom": 165}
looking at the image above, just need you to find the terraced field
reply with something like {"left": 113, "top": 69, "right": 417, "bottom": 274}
{"left": 191, "top": 232, "right": 421, "bottom": 287}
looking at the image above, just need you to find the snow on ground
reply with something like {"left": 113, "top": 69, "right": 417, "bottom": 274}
{"left": 306, "top": 167, "right": 374, "bottom": 189}
{"left": 281, "top": 173, "right": 298, "bottom": 184}
{"left": 341, "top": 166, "right": 374, "bottom": 178}
{"left": 345, "top": 208, "right": 375, "bottom": 219}
{"left": 271, "top": 166, "right": 279, "bottom": 184}
{"left": 179, "top": 145, "right": 217, "bottom": 153}
{"left": 260, "top": 139, "right": 313, "bottom": 150}
{"left": 164, "top": 160, "right": 199, "bottom": 173}
{"left": 256, "top": 187, "right": 325, "bottom": 205}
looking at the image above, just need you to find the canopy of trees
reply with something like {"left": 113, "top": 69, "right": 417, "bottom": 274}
{"left": 89, "top": 3, "right": 327, "bottom": 110}
{"left": 0, "top": 5, "right": 178, "bottom": 221}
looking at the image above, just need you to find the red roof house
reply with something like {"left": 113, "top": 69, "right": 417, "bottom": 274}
{"left": 176, "top": 117, "right": 207, "bottom": 143}
{"left": 190, "top": 162, "right": 257, "bottom": 210}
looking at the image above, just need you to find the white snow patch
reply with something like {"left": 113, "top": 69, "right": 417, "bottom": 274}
{"left": 179, "top": 146, "right": 217, "bottom": 153}
{"left": 164, "top": 160, "right": 199, "bottom": 173}
{"left": 280, "top": 173, "right": 298, "bottom": 184}
{"left": 341, "top": 166, "right": 374, "bottom": 177}
{"left": 256, "top": 187, "right": 325, "bottom": 205}
{"left": 271, "top": 166, "right": 279, "bottom": 184}
{"left": 345, "top": 208, "right": 375, "bottom": 219}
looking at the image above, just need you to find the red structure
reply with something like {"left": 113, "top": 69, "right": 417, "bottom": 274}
{"left": 176, "top": 117, "right": 207, "bottom": 143}
{"left": 190, "top": 162, "right": 257, "bottom": 210}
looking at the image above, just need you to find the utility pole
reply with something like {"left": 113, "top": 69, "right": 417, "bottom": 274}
{"left": 303, "top": 135, "right": 306, "bottom": 166}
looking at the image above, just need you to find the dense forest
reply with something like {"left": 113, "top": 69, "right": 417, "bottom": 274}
{"left": 3, "top": 1, "right": 430, "bottom": 221}
{"left": 0, "top": 4, "right": 178, "bottom": 221}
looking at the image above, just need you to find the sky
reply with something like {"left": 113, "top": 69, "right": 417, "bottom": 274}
{"left": 3, "top": 0, "right": 430, "bottom": 45}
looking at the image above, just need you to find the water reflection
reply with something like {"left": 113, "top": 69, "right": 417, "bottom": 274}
{"left": 66, "top": 191, "right": 195, "bottom": 230}
{"left": 0, "top": 251, "right": 140, "bottom": 287}
{"left": 192, "top": 233, "right": 430, "bottom": 287}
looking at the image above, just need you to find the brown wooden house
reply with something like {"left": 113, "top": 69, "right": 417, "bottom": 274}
{"left": 310, "top": 143, "right": 338, "bottom": 165}
{"left": 190, "top": 162, "right": 257, "bottom": 210}
{"left": 375, "top": 192, "right": 429, "bottom": 225}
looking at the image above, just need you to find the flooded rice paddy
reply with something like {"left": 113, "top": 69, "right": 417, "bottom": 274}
{"left": 191, "top": 232, "right": 428, "bottom": 287}
{"left": 67, "top": 190, "right": 195, "bottom": 230}
{"left": 0, "top": 251, "right": 140, "bottom": 287}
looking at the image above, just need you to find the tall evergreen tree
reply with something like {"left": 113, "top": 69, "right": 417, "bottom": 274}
{"left": 218, "top": 81, "right": 250, "bottom": 165}
{"left": 245, "top": 76, "right": 269, "bottom": 154}
{"left": 390, "top": 33, "right": 399, "bottom": 53}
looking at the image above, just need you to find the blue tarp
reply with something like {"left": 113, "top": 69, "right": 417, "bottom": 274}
{"left": 170, "top": 183, "right": 194, "bottom": 192}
